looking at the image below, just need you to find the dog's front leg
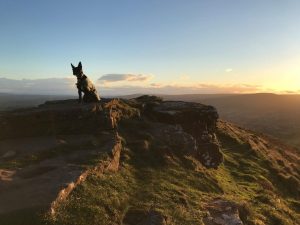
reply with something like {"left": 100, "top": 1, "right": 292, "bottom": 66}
{"left": 78, "top": 89, "right": 82, "bottom": 103}
{"left": 76, "top": 83, "right": 82, "bottom": 103}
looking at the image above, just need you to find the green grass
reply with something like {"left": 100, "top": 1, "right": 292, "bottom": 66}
{"left": 216, "top": 129, "right": 300, "bottom": 225}
{"left": 48, "top": 144, "right": 221, "bottom": 225}
{"left": 44, "top": 120, "right": 300, "bottom": 225}
{"left": 0, "top": 118, "right": 282, "bottom": 225}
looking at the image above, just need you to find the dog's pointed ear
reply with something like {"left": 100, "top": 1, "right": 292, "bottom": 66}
{"left": 71, "top": 63, "right": 75, "bottom": 69}
{"left": 78, "top": 61, "right": 82, "bottom": 69}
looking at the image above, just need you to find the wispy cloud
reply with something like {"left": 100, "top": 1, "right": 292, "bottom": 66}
{"left": 225, "top": 68, "right": 233, "bottom": 73}
{"left": 98, "top": 74, "right": 153, "bottom": 83}
{"left": 0, "top": 77, "right": 296, "bottom": 96}
{"left": 98, "top": 83, "right": 265, "bottom": 96}
{"left": 0, "top": 77, "right": 76, "bottom": 95}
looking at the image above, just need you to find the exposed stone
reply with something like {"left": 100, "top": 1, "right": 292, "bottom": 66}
{"left": 123, "top": 208, "right": 167, "bottom": 225}
{"left": 0, "top": 169, "right": 15, "bottom": 181}
{"left": 129, "top": 140, "right": 150, "bottom": 151}
{"left": 2, "top": 150, "right": 16, "bottom": 159}
{"left": 156, "top": 125, "right": 197, "bottom": 156}
{"left": 129, "top": 96, "right": 223, "bottom": 168}
{"left": 0, "top": 98, "right": 139, "bottom": 139}
{"left": 197, "top": 141, "right": 223, "bottom": 169}
{"left": 0, "top": 96, "right": 225, "bottom": 218}
{"left": 0, "top": 99, "right": 129, "bottom": 215}
{"left": 203, "top": 199, "right": 243, "bottom": 225}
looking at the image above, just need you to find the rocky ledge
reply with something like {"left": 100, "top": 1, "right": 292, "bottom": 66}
{"left": 125, "top": 95, "right": 223, "bottom": 168}
{"left": 0, "top": 95, "right": 223, "bottom": 169}
{"left": 0, "top": 96, "right": 224, "bottom": 218}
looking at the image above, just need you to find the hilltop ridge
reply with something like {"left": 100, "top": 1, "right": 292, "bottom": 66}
{"left": 0, "top": 96, "right": 299, "bottom": 225}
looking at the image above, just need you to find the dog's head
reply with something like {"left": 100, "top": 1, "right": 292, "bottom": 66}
{"left": 71, "top": 62, "right": 83, "bottom": 78}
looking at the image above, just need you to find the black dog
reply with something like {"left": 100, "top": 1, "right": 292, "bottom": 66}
{"left": 71, "top": 62, "right": 100, "bottom": 103}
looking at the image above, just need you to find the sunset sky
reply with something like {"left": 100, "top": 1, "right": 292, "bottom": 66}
{"left": 0, "top": 0, "right": 300, "bottom": 95}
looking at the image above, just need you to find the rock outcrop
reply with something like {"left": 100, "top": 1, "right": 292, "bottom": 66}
{"left": 0, "top": 96, "right": 224, "bottom": 222}
{"left": 2, "top": 95, "right": 300, "bottom": 225}
{"left": 1, "top": 96, "right": 222, "bottom": 169}
{"left": 126, "top": 96, "right": 223, "bottom": 168}
{"left": 123, "top": 208, "right": 167, "bottom": 225}
{"left": 0, "top": 99, "right": 135, "bottom": 215}
{"left": 0, "top": 98, "right": 139, "bottom": 139}
{"left": 203, "top": 199, "right": 243, "bottom": 225}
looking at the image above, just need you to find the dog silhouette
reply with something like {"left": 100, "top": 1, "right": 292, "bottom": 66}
{"left": 71, "top": 62, "right": 100, "bottom": 103}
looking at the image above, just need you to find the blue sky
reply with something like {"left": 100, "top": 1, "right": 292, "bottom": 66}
{"left": 1, "top": 0, "right": 300, "bottom": 95}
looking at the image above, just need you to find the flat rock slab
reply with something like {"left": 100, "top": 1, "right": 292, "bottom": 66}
{"left": 0, "top": 100, "right": 109, "bottom": 139}
{"left": 0, "top": 132, "right": 114, "bottom": 214}
{"left": 0, "top": 135, "right": 95, "bottom": 157}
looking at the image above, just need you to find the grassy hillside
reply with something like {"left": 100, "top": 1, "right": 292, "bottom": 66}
{"left": 49, "top": 118, "right": 300, "bottom": 225}
{"left": 0, "top": 97, "right": 299, "bottom": 225}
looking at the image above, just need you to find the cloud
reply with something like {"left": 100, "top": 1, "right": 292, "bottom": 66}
{"left": 98, "top": 74, "right": 153, "bottom": 83}
{"left": 225, "top": 68, "right": 233, "bottom": 73}
{"left": 195, "top": 83, "right": 262, "bottom": 93}
{"left": 1, "top": 77, "right": 297, "bottom": 97}
{"left": 281, "top": 90, "right": 300, "bottom": 94}
{"left": 98, "top": 83, "right": 265, "bottom": 96}
{"left": 0, "top": 77, "right": 76, "bottom": 95}
{"left": 150, "top": 83, "right": 162, "bottom": 87}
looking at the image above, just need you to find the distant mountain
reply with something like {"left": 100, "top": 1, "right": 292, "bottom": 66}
{"left": 0, "top": 93, "right": 74, "bottom": 111}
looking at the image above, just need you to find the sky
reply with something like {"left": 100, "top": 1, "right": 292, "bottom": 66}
{"left": 0, "top": 0, "right": 300, "bottom": 95}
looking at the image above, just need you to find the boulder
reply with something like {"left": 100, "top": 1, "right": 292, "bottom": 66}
{"left": 123, "top": 208, "right": 167, "bottom": 225}
{"left": 203, "top": 199, "right": 243, "bottom": 225}
{"left": 129, "top": 96, "right": 223, "bottom": 168}
{"left": 2, "top": 150, "right": 16, "bottom": 159}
